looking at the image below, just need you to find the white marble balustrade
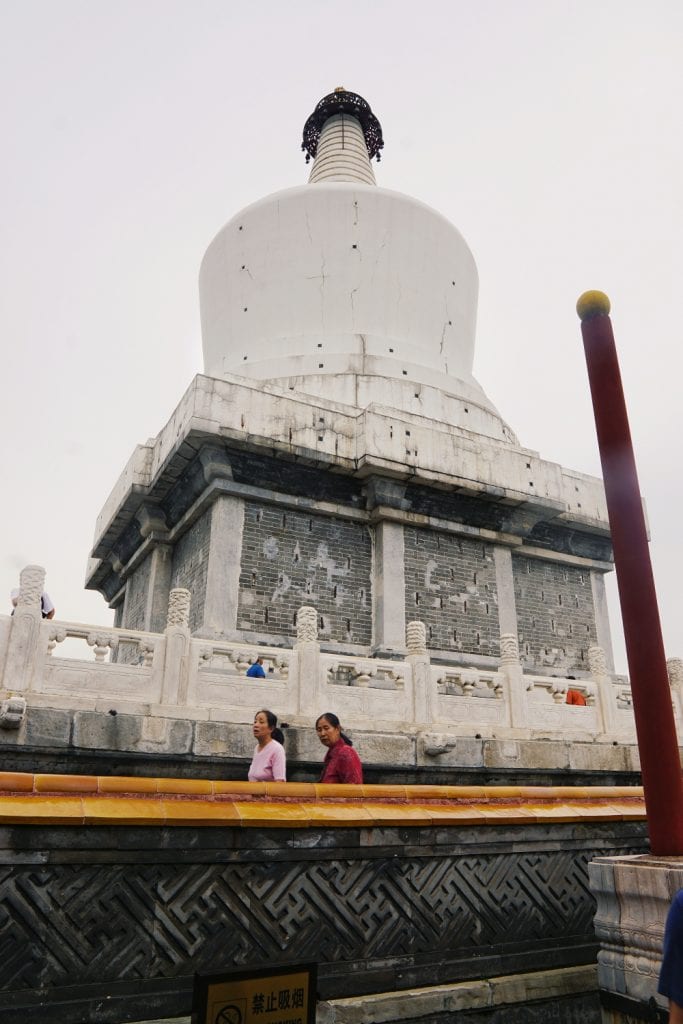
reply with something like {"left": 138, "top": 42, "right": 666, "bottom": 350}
{"left": 1, "top": 569, "right": 681, "bottom": 743}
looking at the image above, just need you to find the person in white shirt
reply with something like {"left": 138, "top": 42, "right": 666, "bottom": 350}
{"left": 10, "top": 589, "right": 55, "bottom": 619}
{"left": 248, "top": 709, "right": 286, "bottom": 782}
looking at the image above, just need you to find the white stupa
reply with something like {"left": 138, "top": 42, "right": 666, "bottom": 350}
{"left": 88, "top": 87, "right": 613, "bottom": 676}
{"left": 199, "top": 87, "right": 516, "bottom": 444}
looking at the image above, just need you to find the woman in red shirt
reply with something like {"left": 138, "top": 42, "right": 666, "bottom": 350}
{"left": 316, "top": 712, "right": 363, "bottom": 784}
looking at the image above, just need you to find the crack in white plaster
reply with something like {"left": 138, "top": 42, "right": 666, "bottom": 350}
{"left": 350, "top": 287, "right": 359, "bottom": 327}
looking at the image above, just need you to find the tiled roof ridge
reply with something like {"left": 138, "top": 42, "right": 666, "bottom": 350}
{"left": 0, "top": 771, "right": 645, "bottom": 828}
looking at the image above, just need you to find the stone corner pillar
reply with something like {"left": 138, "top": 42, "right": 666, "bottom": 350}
{"left": 160, "top": 588, "right": 192, "bottom": 705}
{"left": 372, "top": 519, "right": 406, "bottom": 656}
{"left": 591, "top": 570, "right": 616, "bottom": 673}
{"left": 201, "top": 494, "right": 245, "bottom": 636}
{"left": 588, "top": 644, "right": 620, "bottom": 737}
{"left": 406, "top": 620, "right": 433, "bottom": 725}
{"left": 667, "top": 657, "right": 683, "bottom": 722}
{"left": 295, "top": 606, "right": 321, "bottom": 716}
{"left": 146, "top": 543, "right": 173, "bottom": 634}
{"left": 493, "top": 546, "right": 518, "bottom": 637}
{"left": 498, "top": 632, "right": 527, "bottom": 729}
{"left": 1, "top": 565, "right": 46, "bottom": 693}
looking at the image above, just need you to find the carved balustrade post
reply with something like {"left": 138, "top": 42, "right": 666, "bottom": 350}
{"left": 498, "top": 633, "right": 527, "bottom": 729}
{"left": 1, "top": 565, "right": 47, "bottom": 693}
{"left": 588, "top": 645, "right": 619, "bottom": 737}
{"left": 160, "top": 588, "right": 191, "bottom": 705}
{"left": 406, "top": 620, "right": 433, "bottom": 725}
{"left": 666, "top": 657, "right": 683, "bottom": 722}
{"left": 295, "top": 606, "right": 320, "bottom": 716}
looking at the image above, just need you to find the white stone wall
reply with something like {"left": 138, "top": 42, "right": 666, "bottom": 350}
{"left": 87, "top": 373, "right": 610, "bottom": 579}
{"left": 3, "top": 573, "right": 678, "bottom": 768}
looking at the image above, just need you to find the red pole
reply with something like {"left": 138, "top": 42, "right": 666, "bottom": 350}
{"left": 577, "top": 290, "right": 683, "bottom": 854}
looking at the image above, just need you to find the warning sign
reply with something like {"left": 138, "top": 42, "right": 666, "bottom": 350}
{"left": 193, "top": 963, "right": 317, "bottom": 1024}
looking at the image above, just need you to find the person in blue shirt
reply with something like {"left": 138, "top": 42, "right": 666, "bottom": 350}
{"left": 246, "top": 657, "right": 266, "bottom": 678}
{"left": 659, "top": 888, "right": 683, "bottom": 1023}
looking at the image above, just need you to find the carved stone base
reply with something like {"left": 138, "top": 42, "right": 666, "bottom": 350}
{"left": 589, "top": 854, "right": 683, "bottom": 1022}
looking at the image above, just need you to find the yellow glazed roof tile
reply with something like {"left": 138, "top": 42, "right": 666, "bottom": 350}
{"left": 404, "top": 785, "right": 457, "bottom": 800}
{"left": 603, "top": 800, "right": 647, "bottom": 820}
{"left": 212, "top": 781, "right": 266, "bottom": 797}
{"left": 423, "top": 805, "right": 489, "bottom": 825}
{"left": 82, "top": 797, "right": 165, "bottom": 825}
{"left": 97, "top": 775, "right": 159, "bottom": 794}
{"left": 363, "top": 803, "right": 433, "bottom": 826}
{"left": 570, "top": 801, "right": 623, "bottom": 820}
{"left": 517, "top": 786, "right": 576, "bottom": 799}
{"left": 469, "top": 786, "right": 524, "bottom": 799}
{"left": 0, "top": 772, "right": 34, "bottom": 792}
{"left": 0, "top": 795, "right": 85, "bottom": 824}
{"left": 263, "top": 782, "right": 317, "bottom": 798}
{"left": 0, "top": 772, "right": 647, "bottom": 828}
{"left": 313, "top": 783, "right": 365, "bottom": 799}
{"left": 160, "top": 800, "right": 241, "bottom": 825}
{"left": 475, "top": 806, "right": 540, "bottom": 823}
{"left": 156, "top": 778, "right": 213, "bottom": 796}
{"left": 422, "top": 785, "right": 493, "bottom": 800}
{"left": 234, "top": 801, "right": 311, "bottom": 827}
{"left": 305, "top": 803, "right": 375, "bottom": 826}
{"left": 360, "top": 784, "right": 408, "bottom": 800}
{"left": 35, "top": 773, "right": 98, "bottom": 793}
{"left": 522, "top": 803, "right": 583, "bottom": 823}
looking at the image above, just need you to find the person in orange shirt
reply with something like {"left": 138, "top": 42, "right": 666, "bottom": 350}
{"left": 566, "top": 688, "right": 587, "bottom": 706}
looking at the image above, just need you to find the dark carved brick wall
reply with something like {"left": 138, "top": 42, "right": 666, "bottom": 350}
{"left": 0, "top": 820, "right": 646, "bottom": 1024}
{"left": 512, "top": 556, "right": 598, "bottom": 673}
{"left": 527, "top": 521, "right": 613, "bottom": 563}
{"left": 123, "top": 554, "right": 151, "bottom": 631}
{"left": 117, "top": 555, "right": 153, "bottom": 664}
{"left": 238, "top": 503, "right": 372, "bottom": 643}
{"left": 406, "top": 484, "right": 511, "bottom": 533}
{"left": 404, "top": 527, "right": 499, "bottom": 655}
{"left": 171, "top": 508, "right": 212, "bottom": 632}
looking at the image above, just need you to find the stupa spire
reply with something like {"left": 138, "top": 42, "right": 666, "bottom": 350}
{"left": 302, "top": 87, "right": 383, "bottom": 185}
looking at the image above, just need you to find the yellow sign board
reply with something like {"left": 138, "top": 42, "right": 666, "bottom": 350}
{"left": 193, "top": 963, "right": 317, "bottom": 1024}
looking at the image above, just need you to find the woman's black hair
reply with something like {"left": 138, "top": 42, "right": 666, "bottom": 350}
{"left": 256, "top": 708, "right": 285, "bottom": 745}
{"left": 315, "top": 711, "right": 353, "bottom": 746}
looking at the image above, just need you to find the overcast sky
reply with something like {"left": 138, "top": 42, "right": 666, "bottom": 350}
{"left": 1, "top": 0, "right": 682, "bottom": 673}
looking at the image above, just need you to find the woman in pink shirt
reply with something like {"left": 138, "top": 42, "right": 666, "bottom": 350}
{"left": 316, "top": 712, "right": 363, "bottom": 784}
{"left": 248, "top": 709, "right": 287, "bottom": 782}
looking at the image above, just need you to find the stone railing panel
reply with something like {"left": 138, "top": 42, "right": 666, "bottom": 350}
{"left": 0, "top": 605, "right": 648, "bottom": 748}
{"left": 524, "top": 674, "right": 604, "bottom": 735}
{"left": 319, "top": 653, "right": 412, "bottom": 725}
{"left": 188, "top": 639, "right": 296, "bottom": 720}
{"left": 326, "top": 659, "right": 404, "bottom": 690}
{"left": 37, "top": 620, "right": 164, "bottom": 706}
{"left": 432, "top": 667, "right": 507, "bottom": 728}
{"left": 197, "top": 645, "right": 290, "bottom": 680}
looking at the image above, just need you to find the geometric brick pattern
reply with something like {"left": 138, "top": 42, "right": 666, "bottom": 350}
{"left": 170, "top": 508, "right": 212, "bottom": 633}
{"left": 0, "top": 832, "right": 644, "bottom": 995}
{"left": 123, "top": 554, "right": 152, "bottom": 633}
{"left": 238, "top": 503, "right": 372, "bottom": 644}
{"left": 512, "top": 556, "right": 597, "bottom": 674}
{"left": 404, "top": 528, "right": 499, "bottom": 655}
